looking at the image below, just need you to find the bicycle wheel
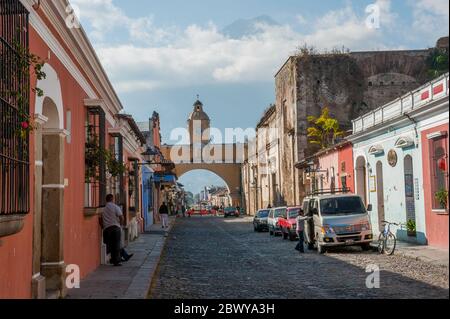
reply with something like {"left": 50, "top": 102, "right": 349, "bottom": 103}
{"left": 384, "top": 232, "right": 397, "bottom": 256}
{"left": 377, "top": 233, "right": 385, "bottom": 254}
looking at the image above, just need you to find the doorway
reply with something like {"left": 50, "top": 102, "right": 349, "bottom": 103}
{"left": 356, "top": 156, "right": 368, "bottom": 205}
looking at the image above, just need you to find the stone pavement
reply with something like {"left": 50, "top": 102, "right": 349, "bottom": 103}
{"left": 66, "top": 217, "right": 175, "bottom": 299}
{"left": 150, "top": 216, "right": 448, "bottom": 299}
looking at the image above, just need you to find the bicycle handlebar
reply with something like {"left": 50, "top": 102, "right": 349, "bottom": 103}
{"left": 381, "top": 220, "right": 401, "bottom": 226}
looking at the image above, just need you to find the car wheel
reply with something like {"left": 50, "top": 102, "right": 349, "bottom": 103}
{"left": 289, "top": 233, "right": 296, "bottom": 242}
{"left": 269, "top": 228, "right": 273, "bottom": 236}
{"left": 283, "top": 231, "right": 288, "bottom": 240}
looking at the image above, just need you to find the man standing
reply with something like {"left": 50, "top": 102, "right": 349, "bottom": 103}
{"left": 102, "top": 194, "right": 124, "bottom": 266}
{"left": 295, "top": 211, "right": 311, "bottom": 254}
{"left": 159, "top": 202, "right": 169, "bottom": 229}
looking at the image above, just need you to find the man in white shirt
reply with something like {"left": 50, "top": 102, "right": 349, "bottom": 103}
{"left": 295, "top": 211, "right": 311, "bottom": 254}
{"left": 102, "top": 194, "right": 125, "bottom": 266}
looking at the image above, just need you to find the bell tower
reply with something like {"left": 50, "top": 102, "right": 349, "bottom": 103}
{"left": 187, "top": 97, "right": 210, "bottom": 146}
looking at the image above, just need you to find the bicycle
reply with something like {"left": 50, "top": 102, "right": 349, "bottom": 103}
{"left": 378, "top": 221, "right": 401, "bottom": 255}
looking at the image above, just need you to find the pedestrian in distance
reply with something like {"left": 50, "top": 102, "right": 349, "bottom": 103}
{"left": 159, "top": 202, "right": 169, "bottom": 229}
{"left": 181, "top": 204, "right": 186, "bottom": 218}
{"left": 295, "top": 210, "right": 312, "bottom": 254}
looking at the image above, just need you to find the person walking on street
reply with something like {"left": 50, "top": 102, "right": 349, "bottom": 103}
{"left": 159, "top": 202, "right": 169, "bottom": 229}
{"left": 295, "top": 211, "right": 311, "bottom": 254}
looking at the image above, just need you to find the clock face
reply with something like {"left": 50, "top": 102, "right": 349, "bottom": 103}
{"left": 388, "top": 150, "right": 398, "bottom": 167}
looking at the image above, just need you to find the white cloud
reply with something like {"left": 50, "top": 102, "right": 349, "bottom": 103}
{"left": 70, "top": 0, "right": 417, "bottom": 93}
{"left": 409, "top": 0, "right": 449, "bottom": 45}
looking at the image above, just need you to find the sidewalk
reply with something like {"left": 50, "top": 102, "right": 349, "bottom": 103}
{"left": 66, "top": 217, "right": 176, "bottom": 299}
{"left": 371, "top": 241, "right": 449, "bottom": 268}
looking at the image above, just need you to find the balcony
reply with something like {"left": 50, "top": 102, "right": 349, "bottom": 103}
{"left": 353, "top": 73, "right": 449, "bottom": 134}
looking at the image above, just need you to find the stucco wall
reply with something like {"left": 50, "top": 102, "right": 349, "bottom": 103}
{"left": 421, "top": 123, "right": 449, "bottom": 249}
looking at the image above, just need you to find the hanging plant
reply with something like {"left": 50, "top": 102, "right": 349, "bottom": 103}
{"left": 9, "top": 38, "right": 47, "bottom": 139}
{"left": 106, "top": 152, "right": 126, "bottom": 178}
{"left": 85, "top": 130, "right": 108, "bottom": 182}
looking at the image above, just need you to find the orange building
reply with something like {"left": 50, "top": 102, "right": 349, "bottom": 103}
{"left": 0, "top": 0, "right": 145, "bottom": 298}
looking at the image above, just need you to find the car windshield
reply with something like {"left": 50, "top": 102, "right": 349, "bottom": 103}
{"left": 257, "top": 210, "right": 269, "bottom": 218}
{"left": 274, "top": 209, "right": 286, "bottom": 218}
{"left": 225, "top": 207, "right": 236, "bottom": 212}
{"left": 320, "top": 197, "right": 366, "bottom": 216}
{"left": 288, "top": 209, "right": 300, "bottom": 218}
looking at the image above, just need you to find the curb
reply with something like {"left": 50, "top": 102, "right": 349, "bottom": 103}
{"left": 144, "top": 218, "right": 177, "bottom": 299}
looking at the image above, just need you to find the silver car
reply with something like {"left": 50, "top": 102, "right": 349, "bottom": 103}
{"left": 303, "top": 194, "right": 374, "bottom": 254}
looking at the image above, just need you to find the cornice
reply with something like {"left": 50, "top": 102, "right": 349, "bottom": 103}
{"left": 21, "top": 0, "right": 123, "bottom": 117}
{"left": 49, "top": 1, "right": 123, "bottom": 114}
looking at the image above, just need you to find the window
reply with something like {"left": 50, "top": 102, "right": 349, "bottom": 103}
{"left": 128, "top": 159, "right": 140, "bottom": 213}
{"left": 431, "top": 136, "right": 448, "bottom": 210}
{"left": 107, "top": 135, "right": 124, "bottom": 207}
{"left": 320, "top": 197, "right": 366, "bottom": 216}
{"left": 85, "top": 106, "right": 106, "bottom": 208}
{"left": 0, "top": 1, "right": 30, "bottom": 215}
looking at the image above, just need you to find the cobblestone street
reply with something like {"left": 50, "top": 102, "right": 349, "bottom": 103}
{"left": 150, "top": 217, "right": 449, "bottom": 299}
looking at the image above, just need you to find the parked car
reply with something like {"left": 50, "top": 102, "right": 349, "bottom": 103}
{"left": 268, "top": 207, "right": 287, "bottom": 236}
{"left": 224, "top": 207, "right": 240, "bottom": 218}
{"left": 303, "top": 194, "right": 374, "bottom": 254}
{"left": 278, "top": 207, "right": 302, "bottom": 241}
{"left": 253, "top": 209, "right": 270, "bottom": 232}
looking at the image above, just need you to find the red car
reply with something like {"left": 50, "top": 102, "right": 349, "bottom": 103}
{"left": 278, "top": 207, "right": 303, "bottom": 241}
{"left": 187, "top": 208, "right": 209, "bottom": 217}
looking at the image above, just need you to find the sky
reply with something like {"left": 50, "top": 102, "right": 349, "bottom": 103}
{"left": 70, "top": 0, "right": 449, "bottom": 194}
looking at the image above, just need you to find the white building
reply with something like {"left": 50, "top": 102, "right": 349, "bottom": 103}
{"left": 349, "top": 73, "right": 449, "bottom": 245}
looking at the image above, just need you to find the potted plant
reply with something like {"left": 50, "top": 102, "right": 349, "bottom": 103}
{"left": 406, "top": 219, "right": 416, "bottom": 237}
{"left": 435, "top": 188, "right": 448, "bottom": 210}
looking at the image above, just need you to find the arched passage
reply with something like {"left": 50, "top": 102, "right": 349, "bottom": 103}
{"left": 32, "top": 64, "right": 67, "bottom": 299}
{"left": 174, "top": 163, "right": 242, "bottom": 206}
{"left": 178, "top": 169, "right": 232, "bottom": 207}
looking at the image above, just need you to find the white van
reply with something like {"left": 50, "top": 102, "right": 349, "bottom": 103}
{"left": 303, "top": 194, "right": 374, "bottom": 254}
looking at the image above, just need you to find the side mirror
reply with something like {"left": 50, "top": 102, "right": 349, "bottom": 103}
{"left": 367, "top": 204, "right": 373, "bottom": 212}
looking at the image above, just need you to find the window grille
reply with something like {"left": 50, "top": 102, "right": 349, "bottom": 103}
{"left": 84, "top": 106, "right": 106, "bottom": 208}
{"left": 0, "top": 0, "right": 30, "bottom": 215}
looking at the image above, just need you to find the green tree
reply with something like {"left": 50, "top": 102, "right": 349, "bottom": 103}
{"left": 427, "top": 48, "right": 449, "bottom": 79}
{"left": 307, "top": 107, "right": 345, "bottom": 149}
